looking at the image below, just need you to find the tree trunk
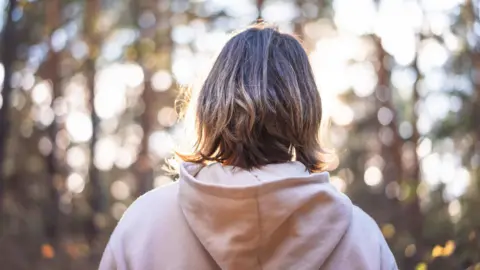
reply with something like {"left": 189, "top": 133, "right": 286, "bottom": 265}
{"left": 374, "top": 36, "right": 403, "bottom": 184}
{"left": 374, "top": 36, "right": 420, "bottom": 263}
{"left": 84, "top": 0, "right": 102, "bottom": 245}
{"left": 405, "top": 49, "right": 425, "bottom": 268}
{"left": 132, "top": 0, "right": 167, "bottom": 196}
{"left": 43, "top": 0, "right": 62, "bottom": 247}
{"left": 467, "top": 3, "right": 480, "bottom": 226}
{"left": 467, "top": 0, "right": 480, "bottom": 170}
{"left": 136, "top": 76, "right": 154, "bottom": 196}
{"left": 0, "top": 0, "right": 18, "bottom": 213}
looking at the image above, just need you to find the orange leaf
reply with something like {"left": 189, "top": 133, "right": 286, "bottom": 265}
{"left": 41, "top": 244, "right": 55, "bottom": 259}
{"left": 431, "top": 245, "right": 443, "bottom": 258}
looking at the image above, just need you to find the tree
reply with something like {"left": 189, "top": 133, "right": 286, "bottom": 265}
{"left": 84, "top": 0, "right": 102, "bottom": 245}
{"left": 43, "top": 0, "right": 62, "bottom": 247}
{"left": 132, "top": 0, "right": 156, "bottom": 196}
{"left": 0, "top": 0, "right": 18, "bottom": 206}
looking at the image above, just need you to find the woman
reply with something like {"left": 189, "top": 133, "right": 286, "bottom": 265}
{"left": 99, "top": 25, "right": 398, "bottom": 270}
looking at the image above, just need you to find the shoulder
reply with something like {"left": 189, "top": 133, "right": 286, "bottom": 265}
{"left": 350, "top": 206, "right": 398, "bottom": 270}
{"left": 349, "top": 205, "right": 386, "bottom": 244}
{"left": 123, "top": 182, "right": 179, "bottom": 219}
{"left": 351, "top": 205, "right": 381, "bottom": 230}
{"left": 102, "top": 182, "right": 214, "bottom": 269}
{"left": 109, "top": 182, "right": 180, "bottom": 243}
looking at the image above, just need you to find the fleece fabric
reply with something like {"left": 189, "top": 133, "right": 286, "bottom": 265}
{"left": 99, "top": 161, "right": 398, "bottom": 270}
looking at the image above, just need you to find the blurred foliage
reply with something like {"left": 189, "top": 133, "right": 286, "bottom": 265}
{"left": 0, "top": 0, "right": 479, "bottom": 269}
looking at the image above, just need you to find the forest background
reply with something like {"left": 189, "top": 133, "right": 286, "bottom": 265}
{"left": 1, "top": 0, "right": 480, "bottom": 269}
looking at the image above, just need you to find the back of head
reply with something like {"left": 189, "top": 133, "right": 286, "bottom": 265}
{"left": 178, "top": 24, "right": 329, "bottom": 172}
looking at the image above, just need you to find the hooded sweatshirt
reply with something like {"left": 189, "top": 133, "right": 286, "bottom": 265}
{"left": 99, "top": 162, "right": 398, "bottom": 270}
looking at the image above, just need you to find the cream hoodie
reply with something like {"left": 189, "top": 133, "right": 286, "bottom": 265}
{"left": 99, "top": 162, "right": 398, "bottom": 270}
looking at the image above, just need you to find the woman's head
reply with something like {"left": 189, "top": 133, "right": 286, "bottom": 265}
{"left": 178, "top": 24, "right": 330, "bottom": 172}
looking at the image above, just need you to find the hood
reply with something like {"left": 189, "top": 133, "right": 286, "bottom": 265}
{"left": 178, "top": 162, "right": 353, "bottom": 270}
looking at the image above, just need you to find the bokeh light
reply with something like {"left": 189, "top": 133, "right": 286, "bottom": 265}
{"left": 364, "top": 166, "right": 383, "bottom": 187}
{"left": 110, "top": 180, "right": 131, "bottom": 201}
{"left": 32, "top": 81, "right": 52, "bottom": 106}
{"left": 67, "top": 173, "right": 85, "bottom": 194}
{"left": 151, "top": 70, "right": 172, "bottom": 92}
{"left": 66, "top": 112, "right": 92, "bottom": 143}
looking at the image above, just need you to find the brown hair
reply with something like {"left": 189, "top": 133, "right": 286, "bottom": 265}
{"left": 176, "top": 24, "right": 332, "bottom": 173}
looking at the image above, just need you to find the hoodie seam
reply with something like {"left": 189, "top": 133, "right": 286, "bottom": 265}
{"left": 181, "top": 164, "right": 330, "bottom": 199}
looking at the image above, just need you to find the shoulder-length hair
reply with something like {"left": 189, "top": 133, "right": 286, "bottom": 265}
{"left": 176, "top": 24, "right": 333, "bottom": 173}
